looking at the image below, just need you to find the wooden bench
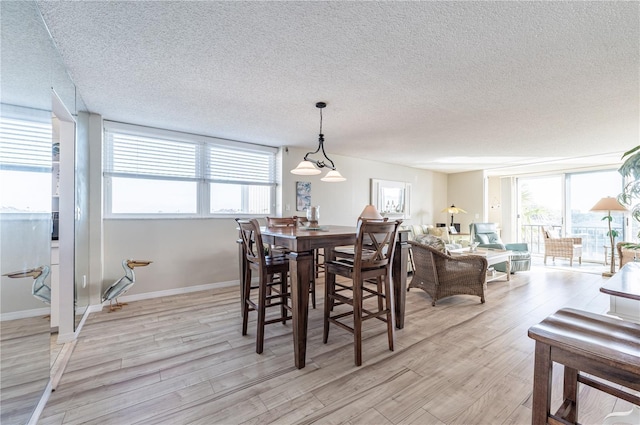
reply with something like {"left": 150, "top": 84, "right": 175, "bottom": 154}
{"left": 528, "top": 308, "right": 640, "bottom": 425}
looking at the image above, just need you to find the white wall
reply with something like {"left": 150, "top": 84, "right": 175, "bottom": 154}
{"left": 103, "top": 218, "right": 241, "bottom": 295}
{"left": 446, "top": 170, "right": 486, "bottom": 233}
{"left": 487, "top": 176, "right": 502, "bottom": 225}
{"left": 282, "top": 147, "right": 447, "bottom": 226}
{"left": 100, "top": 145, "right": 448, "bottom": 299}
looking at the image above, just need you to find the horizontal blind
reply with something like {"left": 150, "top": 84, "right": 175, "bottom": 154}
{"left": 104, "top": 130, "right": 198, "bottom": 179}
{"left": 206, "top": 145, "right": 275, "bottom": 184}
{"left": 0, "top": 116, "right": 52, "bottom": 170}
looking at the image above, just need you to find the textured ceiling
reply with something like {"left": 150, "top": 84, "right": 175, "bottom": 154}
{"left": 34, "top": 1, "right": 639, "bottom": 175}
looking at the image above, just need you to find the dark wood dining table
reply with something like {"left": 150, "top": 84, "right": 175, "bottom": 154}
{"left": 238, "top": 225, "right": 409, "bottom": 369}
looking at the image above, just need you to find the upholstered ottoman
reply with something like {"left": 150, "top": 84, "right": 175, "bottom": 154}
{"left": 492, "top": 242, "right": 531, "bottom": 273}
{"left": 494, "top": 249, "right": 531, "bottom": 273}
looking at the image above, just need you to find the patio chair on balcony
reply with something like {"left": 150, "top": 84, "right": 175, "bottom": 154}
{"left": 617, "top": 241, "right": 639, "bottom": 268}
{"left": 541, "top": 226, "right": 582, "bottom": 266}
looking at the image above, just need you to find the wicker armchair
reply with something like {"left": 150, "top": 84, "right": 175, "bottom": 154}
{"left": 541, "top": 226, "right": 582, "bottom": 266}
{"left": 617, "top": 242, "right": 639, "bottom": 268}
{"left": 408, "top": 239, "right": 488, "bottom": 306}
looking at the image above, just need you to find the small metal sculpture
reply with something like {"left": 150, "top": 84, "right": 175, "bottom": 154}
{"left": 102, "top": 259, "right": 152, "bottom": 312}
{"left": 3, "top": 265, "right": 51, "bottom": 304}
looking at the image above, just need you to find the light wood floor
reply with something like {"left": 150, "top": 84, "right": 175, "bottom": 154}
{"left": 0, "top": 316, "right": 50, "bottom": 424}
{"left": 39, "top": 265, "right": 634, "bottom": 424}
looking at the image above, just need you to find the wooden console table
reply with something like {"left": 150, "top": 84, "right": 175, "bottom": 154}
{"left": 600, "top": 262, "right": 640, "bottom": 323}
{"left": 599, "top": 262, "right": 640, "bottom": 425}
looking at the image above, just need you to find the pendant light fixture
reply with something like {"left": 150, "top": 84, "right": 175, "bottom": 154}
{"left": 291, "top": 102, "right": 346, "bottom": 182}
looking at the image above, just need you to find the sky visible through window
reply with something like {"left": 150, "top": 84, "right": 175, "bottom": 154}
{"left": 0, "top": 170, "right": 50, "bottom": 212}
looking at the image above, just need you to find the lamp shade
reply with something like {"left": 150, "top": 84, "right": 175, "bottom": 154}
{"left": 359, "top": 205, "right": 383, "bottom": 220}
{"left": 589, "top": 197, "right": 627, "bottom": 212}
{"left": 441, "top": 204, "right": 467, "bottom": 214}
{"left": 320, "top": 169, "right": 346, "bottom": 182}
{"left": 291, "top": 160, "right": 321, "bottom": 175}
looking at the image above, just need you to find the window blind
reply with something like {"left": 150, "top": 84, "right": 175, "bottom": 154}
{"left": 104, "top": 123, "right": 276, "bottom": 185}
{"left": 104, "top": 130, "right": 198, "bottom": 180}
{"left": 103, "top": 121, "right": 277, "bottom": 216}
{"left": 206, "top": 145, "right": 275, "bottom": 184}
{"left": 0, "top": 116, "right": 52, "bottom": 170}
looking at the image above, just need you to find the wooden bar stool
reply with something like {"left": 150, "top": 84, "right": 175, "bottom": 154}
{"left": 324, "top": 218, "right": 402, "bottom": 366}
{"left": 236, "top": 218, "right": 292, "bottom": 354}
{"left": 528, "top": 308, "right": 640, "bottom": 425}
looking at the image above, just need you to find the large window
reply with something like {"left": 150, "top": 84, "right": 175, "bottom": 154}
{"left": 518, "top": 170, "right": 627, "bottom": 261}
{"left": 104, "top": 122, "right": 276, "bottom": 217}
{"left": 568, "top": 171, "right": 625, "bottom": 259}
{"left": 0, "top": 113, "right": 52, "bottom": 213}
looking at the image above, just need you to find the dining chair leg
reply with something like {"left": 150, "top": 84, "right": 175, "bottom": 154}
{"left": 354, "top": 276, "right": 363, "bottom": 366}
{"left": 256, "top": 270, "right": 269, "bottom": 354}
{"left": 376, "top": 277, "right": 384, "bottom": 312}
{"left": 242, "top": 268, "right": 252, "bottom": 336}
{"left": 323, "top": 276, "right": 332, "bottom": 344}
{"left": 310, "top": 272, "right": 316, "bottom": 309}
{"left": 279, "top": 271, "right": 288, "bottom": 324}
{"left": 384, "top": 275, "right": 395, "bottom": 352}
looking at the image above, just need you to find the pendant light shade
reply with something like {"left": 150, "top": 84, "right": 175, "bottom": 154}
{"left": 290, "top": 102, "right": 345, "bottom": 182}
{"left": 320, "top": 169, "right": 346, "bottom": 182}
{"left": 291, "top": 160, "right": 322, "bottom": 175}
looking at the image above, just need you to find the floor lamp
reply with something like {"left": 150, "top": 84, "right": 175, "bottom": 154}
{"left": 590, "top": 197, "right": 627, "bottom": 277}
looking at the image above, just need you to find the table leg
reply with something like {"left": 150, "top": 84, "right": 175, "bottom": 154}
{"left": 506, "top": 257, "right": 511, "bottom": 281}
{"left": 288, "top": 250, "right": 313, "bottom": 369}
{"left": 392, "top": 235, "right": 409, "bottom": 329}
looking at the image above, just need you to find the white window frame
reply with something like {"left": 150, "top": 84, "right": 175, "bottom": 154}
{"left": 104, "top": 121, "right": 277, "bottom": 219}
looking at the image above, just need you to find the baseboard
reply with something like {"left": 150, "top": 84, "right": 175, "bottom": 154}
{"left": 100, "top": 279, "right": 238, "bottom": 307}
{"left": 0, "top": 306, "right": 50, "bottom": 322}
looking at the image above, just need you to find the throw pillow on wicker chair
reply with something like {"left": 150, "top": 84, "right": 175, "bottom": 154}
{"left": 544, "top": 227, "right": 561, "bottom": 239}
{"left": 428, "top": 227, "right": 453, "bottom": 243}
{"left": 414, "top": 234, "right": 447, "bottom": 253}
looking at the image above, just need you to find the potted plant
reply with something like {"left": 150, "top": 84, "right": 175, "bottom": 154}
{"left": 617, "top": 145, "right": 640, "bottom": 250}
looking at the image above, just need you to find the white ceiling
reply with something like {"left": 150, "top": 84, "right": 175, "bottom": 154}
{"left": 35, "top": 1, "right": 639, "bottom": 175}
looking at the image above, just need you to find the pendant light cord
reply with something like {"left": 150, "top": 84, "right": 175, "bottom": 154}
{"left": 300, "top": 101, "right": 336, "bottom": 170}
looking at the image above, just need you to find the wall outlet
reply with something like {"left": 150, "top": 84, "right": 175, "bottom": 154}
{"left": 285, "top": 204, "right": 290, "bottom": 211}
{"left": 82, "top": 275, "right": 87, "bottom": 288}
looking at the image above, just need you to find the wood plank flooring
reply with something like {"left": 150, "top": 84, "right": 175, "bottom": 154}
{"left": 39, "top": 264, "right": 634, "bottom": 424}
{"left": 1, "top": 315, "right": 51, "bottom": 425}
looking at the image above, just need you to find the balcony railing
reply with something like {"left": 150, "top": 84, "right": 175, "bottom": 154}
{"left": 520, "top": 224, "right": 624, "bottom": 262}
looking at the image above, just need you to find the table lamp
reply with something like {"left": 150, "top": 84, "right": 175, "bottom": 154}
{"left": 590, "top": 197, "right": 627, "bottom": 276}
{"left": 441, "top": 204, "right": 467, "bottom": 228}
{"left": 359, "top": 205, "right": 383, "bottom": 220}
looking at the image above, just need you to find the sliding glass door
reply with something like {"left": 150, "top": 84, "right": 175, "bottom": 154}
{"left": 518, "top": 169, "right": 628, "bottom": 262}
{"left": 567, "top": 170, "right": 624, "bottom": 262}
{"left": 518, "top": 175, "right": 563, "bottom": 254}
